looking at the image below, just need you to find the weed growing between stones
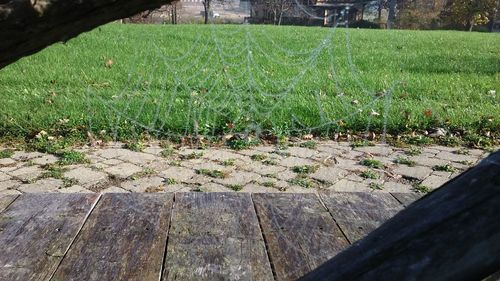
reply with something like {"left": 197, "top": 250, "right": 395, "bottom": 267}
{"left": 292, "top": 165, "right": 319, "bottom": 174}
{"left": 360, "top": 170, "right": 379, "bottom": 179}
{"left": 360, "top": 159, "right": 383, "bottom": 169}
{"left": 433, "top": 164, "right": 455, "bottom": 172}
{"left": 0, "top": 149, "right": 14, "bottom": 158}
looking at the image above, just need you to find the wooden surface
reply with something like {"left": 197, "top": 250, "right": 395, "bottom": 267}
{"left": 52, "top": 193, "right": 173, "bottom": 281}
{"left": 253, "top": 193, "right": 349, "bottom": 281}
{"left": 319, "top": 191, "right": 403, "bottom": 243}
{"left": 0, "top": 193, "right": 99, "bottom": 281}
{"left": 0, "top": 184, "right": 492, "bottom": 281}
{"left": 163, "top": 193, "right": 273, "bottom": 281}
{"left": 0, "top": 194, "right": 18, "bottom": 213}
{"left": 299, "top": 151, "right": 500, "bottom": 281}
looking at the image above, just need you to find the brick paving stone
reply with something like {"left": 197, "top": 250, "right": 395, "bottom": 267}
{"left": 101, "top": 186, "right": 130, "bottom": 193}
{"left": 102, "top": 159, "right": 123, "bottom": 165}
{"left": 242, "top": 183, "right": 274, "bottom": 193}
{"left": 383, "top": 181, "right": 413, "bottom": 193}
{"left": 394, "top": 165, "right": 433, "bottom": 180}
{"left": 104, "top": 162, "right": 142, "bottom": 179}
{"left": 160, "top": 166, "right": 196, "bottom": 182}
{"left": 18, "top": 178, "right": 63, "bottom": 193}
{"left": 57, "top": 185, "right": 93, "bottom": 193}
{"left": 329, "top": 179, "right": 372, "bottom": 192}
{"left": 0, "top": 142, "right": 488, "bottom": 193}
{"left": 435, "top": 151, "right": 478, "bottom": 163}
{"left": 421, "top": 175, "right": 450, "bottom": 189}
{"left": 0, "top": 158, "right": 17, "bottom": 167}
{"left": 121, "top": 177, "right": 165, "bottom": 192}
{"left": 94, "top": 148, "right": 132, "bottom": 159}
{"left": 410, "top": 155, "right": 450, "bottom": 167}
{"left": 0, "top": 172, "right": 11, "bottom": 182}
{"left": 286, "top": 147, "right": 317, "bottom": 158}
{"left": 310, "top": 167, "right": 347, "bottom": 184}
{"left": 9, "top": 166, "right": 43, "bottom": 181}
{"left": 354, "top": 145, "right": 393, "bottom": 156}
{"left": 11, "top": 151, "right": 43, "bottom": 161}
{"left": 0, "top": 189, "right": 22, "bottom": 195}
{"left": 241, "top": 162, "right": 287, "bottom": 176}
{"left": 119, "top": 152, "right": 158, "bottom": 164}
{"left": 214, "top": 171, "right": 261, "bottom": 187}
{"left": 64, "top": 167, "right": 108, "bottom": 188}
{"left": 31, "top": 155, "right": 59, "bottom": 165}
{"left": 279, "top": 156, "right": 316, "bottom": 167}
{"left": 0, "top": 179, "right": 21, "bottom": 191}
{"left": 196, "top": 182, "right": 231, "bottom": 192}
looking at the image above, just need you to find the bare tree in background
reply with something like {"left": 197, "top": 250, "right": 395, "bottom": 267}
{"left": 202, "top": 0, "right": 225, "bottom": 24}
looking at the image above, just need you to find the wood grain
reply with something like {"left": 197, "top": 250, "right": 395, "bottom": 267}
{"left": 319, "top": 191, "right": 403, "bottom": 243}
{"left": 391, "top": 192, "right": 423, "bottom": 207}
{"left": 300, "top": 151, "right": 500, "bottom": 281}
{"left": 0, "top": 194, "right": 18, "bottom": 213}
{"left": 51, "top": 193, "right": 173, "bottom": 281}
{"left": 163, "top": 192, "right": 273, "bottom": 281}
{"left": 0, "top": 193, "right": 99, "bottom": 281}
{"left": 253, "top": 193, "right": 349, "bottom": 281}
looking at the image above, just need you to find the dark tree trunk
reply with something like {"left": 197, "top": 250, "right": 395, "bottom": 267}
{"left": 387, "top": 0, "right": 396, "bottom": 28}
{"left": 203, "top": 1, "right": 210, "bottom": 24}
{"left": 0, "top": 0, "right": 172, "bottom": 69}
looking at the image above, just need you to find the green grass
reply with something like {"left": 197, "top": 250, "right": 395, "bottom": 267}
{"left": 57, "top": 150, "right": 88, "bottom": 165}
{"left": 0, "top": 149, "right": 14, "bottom": 158}
{"left": 413, "top": 183, "right": 431, "bottom": 193}
{"left": 360, "top": 159, "right": 384, "bottom": 169}
{"left": 250, "top": 154, "right": 268, "bottom": 161}
{"left": 196, "top": 168, "right": 228, "bottom": 178}
{"left": 433, "top": 164, "right": 456, "bottom": 172}
{"left": 360, "top": 170, "right": 379, "bottom": 179}
{"left": 291, "top": 165, "right": 319, "bottom": 174}
{"left": 394, "top": 156, "right": 417, "bottom": 167}
{"left": 0, "top": 24, "right": 498, "bottom": 141}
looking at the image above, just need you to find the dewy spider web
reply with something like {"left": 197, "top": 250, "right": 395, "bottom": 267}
{"left": 86, "top": 8, "right": 400, "bottom": 142}
{"left": 83, "top": 9, "right": 404, "bottom": 280}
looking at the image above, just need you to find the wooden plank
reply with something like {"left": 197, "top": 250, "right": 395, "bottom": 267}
{"left": 253, "top": 193, "right": 350, "bottom": 281}
{"left": 163, "top": 192, "right": 273, "bottom": 281}
{"left": 0, "top": 194, "right": 19, "bottom": 213}
{"left": 51, "top": 193, "right": 173, "bottom": 281}
{"left": 319, "top": 191, "right": 403, "bottom": 243}
{"left": 0, "top": 193, "right": 99, "bottom": 281}
{"left": 391, "top": 192, "right": 423, "bottom": 207}
{"left": 299, "top": 151, "right": 500, "bottom": 281}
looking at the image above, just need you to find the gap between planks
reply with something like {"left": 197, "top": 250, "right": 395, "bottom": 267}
{"left": 47, "top": 193, "right": 104, "bottom": 281}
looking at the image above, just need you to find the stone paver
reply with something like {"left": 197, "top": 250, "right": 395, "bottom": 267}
{"left": 18, "top": 178, "right": 63, "bottom": 193}
{"left": 9, "top": 166, "right": 43, "bottom": 181}
{"left": 58, "top": 185, "right": 93, "bottom": 193}
{"left": 1, "top": 141, "right": 494, "bottom": 194}
{"left": 393, "top": 165, "right": 433, "bottom": 180}
{"left": 121, "top": 177, "right": 166, "bottom": 192}
{"left": 104, "top": 162, "right": 143, "bottom": 179}
{"left": 0, "top": 180, "right": 21, "bottom": 191}
{"left": 31, "top": 155, "right": 59, "bottom": 165}
{"left": 64, "top": 167, "right": 108, "bottom": 188}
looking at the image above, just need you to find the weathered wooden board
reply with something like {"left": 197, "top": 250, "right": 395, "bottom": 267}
{"left": 391, "top": 192, "right": 423, "bottom": 207}
{"left": 0, "top": 194, "right": 18, "bottom": 213}
{"left": 163, "top": 192, "right": 273, "bottom": 281}
{"left": 51, "top": 193, "right": 173, "bottom": 281}
{"left": 300, "top": 151, "right": 500, "bottom": 281}
{"left": 0, "top": 193, "right": 99, "bottom": 281}
{"left": 319, "top": 191, "right": 403, "bottom": 243}
{"left": 253, "top": 193, "right": 350, "bottom": 281}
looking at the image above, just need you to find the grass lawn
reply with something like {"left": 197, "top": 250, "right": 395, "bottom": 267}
{"left": 0, "top": 24, "right": 498, "bottom": 143}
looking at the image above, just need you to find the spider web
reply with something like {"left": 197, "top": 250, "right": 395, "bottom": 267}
{"left": 85, "top": 7, "right": 400, "bottom": 143}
